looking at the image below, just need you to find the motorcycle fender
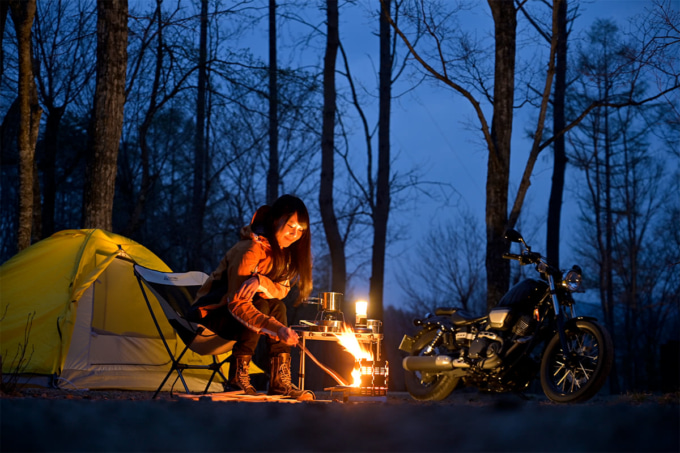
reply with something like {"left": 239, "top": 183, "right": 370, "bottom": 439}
{"left": 563, "top": 316, "right": 598, "bottom": 334}
{"left": 399, "top": 334, "right": 415, "bottom": 353}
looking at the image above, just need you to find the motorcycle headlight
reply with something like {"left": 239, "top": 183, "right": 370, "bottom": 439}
{"left": 563, "top": 268, "right": 584, "bottom": 293}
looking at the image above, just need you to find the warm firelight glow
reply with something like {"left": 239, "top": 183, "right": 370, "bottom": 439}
{"left": 333, "top": 326, "right": 373, "bottom": 386}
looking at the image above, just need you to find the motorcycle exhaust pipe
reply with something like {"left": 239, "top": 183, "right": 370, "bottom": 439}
{"left": 402, "top": 355, "right": 470, "bottom": 372}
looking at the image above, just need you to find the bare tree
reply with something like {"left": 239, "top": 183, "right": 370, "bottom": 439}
{"left": 546, "top": 0, "right": 569, "bottom": 266}
{"left": 518, "top": 0, "right": 571, "bottom": 266}
{"left": 82, "top": 0, "right": 128, "bottom": 230}
{"left": 567, "top": 16, "right": 680, "bottom": 393}
{"left": 382, "top": 0, "right": 679, "bottom": 310}
{"left": 381, "top": 0, "right": 525, "bottom": 309}
{"left": 32, "top": 0, "right": 96, "bottom": 238}
{"left": 8, "top": 0, "right": 42, "bottom": 250}
{"left": 329, "top": 0, "right": 434, "bottom": 317}
{"left": 319, "top": 0, "right": 346, "bottom": 293}
{"left": 118, "top": 0, "right": 199, "bottom": 239}
{"left": 398, "top": 208, "right": 486, "bottom": 315}
{"left": 484, "top": 0, "right": 516, "bottom": 309}
{"left": 188, "top": 0, "right": 209, "bottom": 269}
{"left": 366, "top": 0, "right": 394, "bottom": 322}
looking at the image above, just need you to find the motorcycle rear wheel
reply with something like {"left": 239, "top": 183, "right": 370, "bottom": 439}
{"left": 404, "top": 329, "right": 460, "bottom": 401}
{"left": 540, "top": 319, "right": 613, "bottom": 403}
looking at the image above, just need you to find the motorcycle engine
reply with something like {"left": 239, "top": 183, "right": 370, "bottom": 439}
{"left": 468, "top": 332, "right": 503, "bottom": 369}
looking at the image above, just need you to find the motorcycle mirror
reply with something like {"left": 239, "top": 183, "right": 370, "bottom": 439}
{"left": 504, "top": 229, "right": 524, "bottom": 244}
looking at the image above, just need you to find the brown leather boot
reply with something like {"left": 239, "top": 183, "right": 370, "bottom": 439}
{"left": 229, "top": 355, "right": 258, "bottom": 395}
{"left": 268, "top": 353, "right": 315, "bottom": 401}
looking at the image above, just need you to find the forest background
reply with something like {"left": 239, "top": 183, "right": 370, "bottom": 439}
{"left": 1, "top": 0, "right": 678, "bottom": 394}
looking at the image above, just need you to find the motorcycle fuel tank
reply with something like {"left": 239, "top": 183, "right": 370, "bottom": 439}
{"left": 497, "top": 278, "right": 548, "bottom": 314}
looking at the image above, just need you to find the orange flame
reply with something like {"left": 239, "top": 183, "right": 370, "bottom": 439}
{"left": 333, "top": 325, "right": 373, "bottom": 387}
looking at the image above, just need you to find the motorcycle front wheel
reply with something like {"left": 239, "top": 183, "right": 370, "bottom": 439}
{"left": 404, "top": 329, "right": 460, "bottom": 401}
{"left": 540, "top": 319, "right": 613, "bottom": 403}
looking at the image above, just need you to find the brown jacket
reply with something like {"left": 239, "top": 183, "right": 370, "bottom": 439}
{"left": 194, "top": 225, "right": 290, "bottom": 339}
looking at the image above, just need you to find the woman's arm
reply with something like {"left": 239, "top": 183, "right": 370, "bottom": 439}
{"left": 225, "top": 240, "right": 288, "bottom": 339}
{"left": 254, "top": 274, "right": 290, "bottom": 300}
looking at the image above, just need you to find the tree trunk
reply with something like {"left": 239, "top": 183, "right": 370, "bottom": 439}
{"left": 267, "top": 0, "right": 279, "bottom": 204}
{"left": 41, "top": 105, "right": 66, "bottom": 237}
{"left": 547, "top": 0, "right": 568, "bottom": 266}
{"left": 190, "top": 0, "right": 208, "bottom": 269}
{"left": 485, "top": 0, "right": 516, "bottom": 310}
{"left": 369, "top": 0, "right": 392, "bottom": 321}
{"left": 319, "top": 0, "right": 346, "bottom": 293}
{"left": 82, "top": 0, "right": 127, "bottom": 231}
{"left": 9, "top": 0, "right": 43, "bottom": 250}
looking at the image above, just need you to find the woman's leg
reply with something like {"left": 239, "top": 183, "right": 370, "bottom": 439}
{"left": 264, "top": 298, "right": 290, "bottom": 356}
{"left": 196, "top": 303, "right": 261, "bottom": 394}
{"left": 264, "top": 299, "right": 314, "bottom": 400}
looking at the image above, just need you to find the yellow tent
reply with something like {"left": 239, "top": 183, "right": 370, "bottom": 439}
{"left": 0, "top": 229, "right": 229, "bottom": 391}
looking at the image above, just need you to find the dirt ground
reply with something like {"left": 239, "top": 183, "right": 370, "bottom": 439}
{"left": 1, "top": 387, "right": 678, "bottom": 452}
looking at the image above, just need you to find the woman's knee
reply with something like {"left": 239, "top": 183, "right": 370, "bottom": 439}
{"left": 253, "top": 297, "right": 287, "bottom": 323}
{"left": 252, "top": 297, "right": 271, "bottom": 315}
{"left": 269, "top": 299, "right": 287, "bottom": 323}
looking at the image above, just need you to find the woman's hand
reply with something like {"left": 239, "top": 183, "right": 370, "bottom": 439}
{"left": 277, "top": 326, "right": 299, "bottom": 346}
{"left": 235, "top": 276, "right": 259, "bottom": 301}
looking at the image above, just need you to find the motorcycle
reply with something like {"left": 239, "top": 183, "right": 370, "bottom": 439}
{"left": 400, "top": 229, "right": 614, "bottom": 403}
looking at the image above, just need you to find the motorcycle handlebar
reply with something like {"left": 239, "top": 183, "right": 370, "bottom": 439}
{"left": 502, "top": 253, "right": 523, "bottom": 261}
{"left": 503, "top": 251, "right": 543, "bottom": 265}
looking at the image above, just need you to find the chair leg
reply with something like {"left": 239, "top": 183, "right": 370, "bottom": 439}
{"left": 175, "top": 368, "right": 191, "bottom": 395}
{"left": 203, "top": 369, "right": 217, "bottom": 394}
{"left": 153, "top": 364, "right": 193, "bottom": 399}
{"left": 152, "top": 344, "right": 194, "bottom": 399}
{"left": 202, "top": 355, "right": 229, "bottom": 394}
{"left": 152, "top": 370, "right": 174, "bottom": 399}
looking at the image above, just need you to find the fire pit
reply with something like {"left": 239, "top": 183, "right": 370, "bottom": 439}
{"left": 357, "top": 359, "right": 388, "bottom": 396}
{"left": 326, "top": 359, "right": 389, "bottom": 402}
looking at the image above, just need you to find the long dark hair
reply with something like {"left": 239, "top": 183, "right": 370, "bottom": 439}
{"left": 255, "top": 194, "right": 312, "bottom": 304}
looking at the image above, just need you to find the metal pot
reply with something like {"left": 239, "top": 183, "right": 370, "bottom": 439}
{"left": 320, "top": 292, "right": 343, "bottom": 312}
{"left": 366, "top": 319, "right": 382, "bottom": 334}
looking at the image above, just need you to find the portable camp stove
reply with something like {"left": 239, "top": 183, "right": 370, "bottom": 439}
{"left": 326, "top": 359, "right": 389, "bottom": 402}
{"left": 315, "top": 308, "right": 346, "bottom": 324}
{"left": 299, "top": 292, "right": 347, "bottom": 332}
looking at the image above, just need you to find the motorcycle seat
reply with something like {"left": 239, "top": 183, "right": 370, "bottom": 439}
{"left": 451, "top": 310, "right": 487, "bottom": 326}
{"left": 435, "top": 307, "right": 487, "bottom": 325}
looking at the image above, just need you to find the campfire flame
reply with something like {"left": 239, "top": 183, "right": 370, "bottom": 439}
{"left": 333, "top": 325, "right": 373, "bottom": 386}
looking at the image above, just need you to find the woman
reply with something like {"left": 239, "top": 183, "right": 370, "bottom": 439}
{"left": 190, "top": 194, "right": 314, "bottom": 400}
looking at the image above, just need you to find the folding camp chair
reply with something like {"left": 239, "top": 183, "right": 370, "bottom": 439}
{"left": 134, "top": 264, "right": 235, "bottom": 398}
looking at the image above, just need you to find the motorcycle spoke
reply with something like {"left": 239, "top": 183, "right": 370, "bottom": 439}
{"left": 549, "top": 330, "right": 602, "bottom": 394}
{"left": 556, "top": 370, "right": 569, "bottom": 389}
{"left": 552, "top": 360, "right": 567, "bottom": 376}
{"left": 579, "top": 362, "right": 592, "bottom": 380}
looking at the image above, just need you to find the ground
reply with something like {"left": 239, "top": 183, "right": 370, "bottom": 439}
{"left": 1, "top": 388, "right": 678, "bottom": 452}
